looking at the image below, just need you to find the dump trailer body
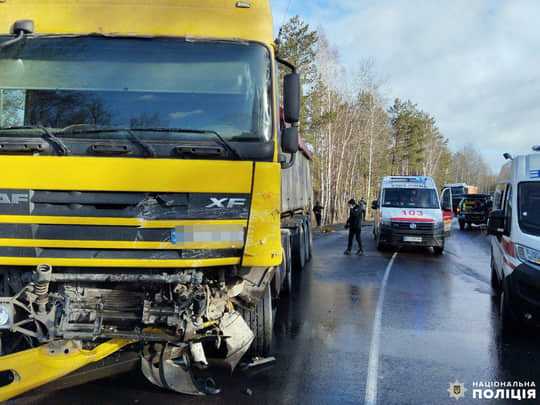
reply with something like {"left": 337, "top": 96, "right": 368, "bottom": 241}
{"left": 0, "top": 0, "right": 311, "bottom": 400}
{"left": 281, "top": 144, "right": 312, "bottom": 215}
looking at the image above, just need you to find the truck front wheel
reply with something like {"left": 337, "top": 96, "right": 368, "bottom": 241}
{"left": 240, "top": 285, "right": 273, "bottom": 357}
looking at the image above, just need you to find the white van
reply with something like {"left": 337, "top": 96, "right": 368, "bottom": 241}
{"left": 488, "top": 148, "right": 540, "bottom": 333}
{"left": 372, "top": 176, "right": 453, "bottom": 254}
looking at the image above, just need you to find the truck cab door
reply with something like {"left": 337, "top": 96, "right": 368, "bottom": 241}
{"left": 440, "top": 188, "right": 453, "bottom": 234}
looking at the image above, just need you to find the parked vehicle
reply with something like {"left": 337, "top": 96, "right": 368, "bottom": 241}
{"left": 457, "top": 193, "right": 492, "bottom": 230}
{"left": 443, "top": 183, "right": 478, "bottom": 215}
{"left": 372, "top": 176, "right": 453, "bottom": 254}
{"left": 0, "top": 0, "right": 312, "bottom": 400}
{"left": 488, "top": 147, "right": 540, "bottom": 334}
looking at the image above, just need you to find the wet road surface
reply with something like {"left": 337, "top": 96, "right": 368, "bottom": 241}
{"left": 12, "top": 221, "right": 540, "bottom": 404}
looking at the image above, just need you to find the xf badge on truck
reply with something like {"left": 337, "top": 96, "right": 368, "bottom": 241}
{"left": 206, "top": 197, "right": 247, "bottom": 209}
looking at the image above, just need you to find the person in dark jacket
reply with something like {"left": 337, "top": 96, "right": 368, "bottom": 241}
{"left": 313, "top": 201, "right": 323, "bottom": 227}
{"left": 359, "top": 198, "right": 367, "bottom": 222}
{"left": 344, "top": 198, "right": 363, "bottom": 255}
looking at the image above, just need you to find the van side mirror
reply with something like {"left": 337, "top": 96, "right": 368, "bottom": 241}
{"left": 487, "top": 210, "right": 505, "bottom": 236}
{"left": 371, "top": 200, "right": 379, "bottom": 210}
{"left": 281, "top": 126, "right": 298, "bottom": 154}
{"left": 283, "top": 72, "right": 300, "bottom": 123}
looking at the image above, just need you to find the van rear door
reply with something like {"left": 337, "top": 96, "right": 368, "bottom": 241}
{"left": 440, "top": 188, "right": 453, "bottom": 234}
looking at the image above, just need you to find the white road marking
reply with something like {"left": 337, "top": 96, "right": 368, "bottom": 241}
{"left": 364, "top": 251, "right": 398, "bottom": 405}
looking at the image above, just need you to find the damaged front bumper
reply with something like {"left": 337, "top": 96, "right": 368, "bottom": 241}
{"left": 0, "top": 264, "right": 271, "bottom": 401}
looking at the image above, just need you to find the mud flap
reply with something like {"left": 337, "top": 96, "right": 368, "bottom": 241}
{"left": 0, "top": 339, "right": 134, "bottom": 402}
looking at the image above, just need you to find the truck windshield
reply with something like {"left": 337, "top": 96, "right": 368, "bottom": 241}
{"left": 450, "top": 186, "right": 465, "bottom": 195}
{"left": 518, "top": 182, "right": 540, "bottom": 236}
{"left": 382, "top": 188, "right": 440, "bottom": 209}
{"left": 0, "top": 36, "right": 272, "bottom": 142}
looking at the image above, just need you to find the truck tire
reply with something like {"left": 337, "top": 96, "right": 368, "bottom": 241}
{"left": 302, "top": 221, "right": 310, "bottom": 264}
{"left": 240, "top": 285, "right": 273, "bottom": 356}
{"left": 291, "top": 225, "right": 305, "bottom": 269}
{"left": 281, "top": 235, "right": 292, "bottom": 295}
{"left": 306, "top": 217, "right": 313, "bottom": 261}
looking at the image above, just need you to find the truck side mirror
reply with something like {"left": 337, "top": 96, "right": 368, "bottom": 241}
{"left": 371, "top": 200, "right": 379, "bottom": 210}
{"left": 487, "top": 210, "right": 505, "bottom": 236}
{"left": 283, "top": 72, "right": 300, "bottom": 123}
{"left": 281, "top": 126, "right": 298, "bottom": 154}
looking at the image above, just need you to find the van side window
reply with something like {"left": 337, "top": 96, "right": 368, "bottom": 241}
{"left": 494, "top": 183, "right": 505, "bottom": 210}
{"left": 504, "top": 184, "right": 512, "bottom": 233}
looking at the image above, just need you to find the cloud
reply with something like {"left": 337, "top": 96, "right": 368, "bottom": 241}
{"left": 270, "top": 0, "right": 540, "bottom": 171}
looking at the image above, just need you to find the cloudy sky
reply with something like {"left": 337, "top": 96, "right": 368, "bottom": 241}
{"left": 270, "top": 0, "right": 540, "bottom": 172}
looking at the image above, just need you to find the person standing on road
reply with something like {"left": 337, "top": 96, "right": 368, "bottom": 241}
{"left": 313, "top": 201, "right": 323, "bottom": 227}
{"left": 344, "top": 198, "right": 363, "bottom": 256}
{"left": 359, "top": 198, "right": 367, "bottom": 222}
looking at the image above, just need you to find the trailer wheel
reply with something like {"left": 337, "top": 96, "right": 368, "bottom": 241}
{"left": 291, "top": 225, "right": 306, "bottom": 269}
{"left": 240, "top": 285, "right": 273, "bottom": 356}
{"left": 306, "top": 217, "right": 313, "bottom": 261}
{"left": 302, "top": 221, "right": 310, "bottom": 263}
{"left": 281, "top": 236, "right": 292, "bottom": 295}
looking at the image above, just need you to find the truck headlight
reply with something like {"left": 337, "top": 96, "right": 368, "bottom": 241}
{"left": 380, "top": 218, "right": 391, "bottom": 226}
{"left": 0, "top": 304, "right": 12, "bottom": 328}
{"left": 434, "top": 221, "right": 443, "bottom": 230}
{"left": 515, "top": 244, "right": 540, "bottom": 266}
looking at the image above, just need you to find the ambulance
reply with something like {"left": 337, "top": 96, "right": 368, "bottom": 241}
{"left": 488, "top": 147, "right": 540, "bottom": 333}
{"left": 372, "top": 176, "right": 453, "bottom": 254}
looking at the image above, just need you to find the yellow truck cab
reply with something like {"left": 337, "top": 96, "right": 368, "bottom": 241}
{"left": 0, "top": 0, "right": 312, "bottom": 399}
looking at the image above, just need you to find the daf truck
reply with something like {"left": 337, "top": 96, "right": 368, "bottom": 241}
{"left": 0, "top": 0, "right": 312, "bottom": 399}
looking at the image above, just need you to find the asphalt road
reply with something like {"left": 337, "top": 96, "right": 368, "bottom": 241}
{"left": 12, "top": 220, "right": 540, "bottom": 404}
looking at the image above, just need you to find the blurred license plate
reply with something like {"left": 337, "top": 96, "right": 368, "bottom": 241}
{"left": 403, "top": 236, "right": 422, "bottom": 242}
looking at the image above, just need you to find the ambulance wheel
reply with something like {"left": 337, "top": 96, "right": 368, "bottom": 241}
{"left": 490, "top": 255, "right": 499, "bottom": 291}
{"left": 376, "top": 233, "right": 386, "bottom": 251}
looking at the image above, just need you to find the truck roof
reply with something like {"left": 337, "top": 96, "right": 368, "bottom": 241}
{"left": 0, "top": 0, "right": 273, "bottom": 44}
{"left": 382, "top": 176, "right": 436, "bottom": 189}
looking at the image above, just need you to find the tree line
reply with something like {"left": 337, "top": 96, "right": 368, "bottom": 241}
{"left": 276, "top": 16, "right": 495, "bottom": 224}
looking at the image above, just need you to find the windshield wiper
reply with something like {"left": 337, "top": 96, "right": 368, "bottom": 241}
{"left": 130, "top": 128, "right": 242, "bottom": 159}
{"left": 1, "top": 126, "right": 70, "bottom": 155}
{"left": 58, "top": 127, "right": 156, "bottom": 157}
